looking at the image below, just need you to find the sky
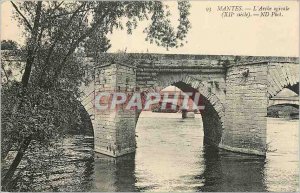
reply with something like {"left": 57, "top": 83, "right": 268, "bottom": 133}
{"left": 1, "top": 1, "right": 299, "bottom": 57}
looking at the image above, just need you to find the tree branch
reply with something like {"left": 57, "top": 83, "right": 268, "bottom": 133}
{"left": 1, "top": 64, "right": 10, "bottom": 83}
{"left": 21, "top": 1, "right": 42, "bottom": 87}
{"left": 53, "top": 8, "right": 111, "bottom": 81}
{"left": 48, "top": 6, "right": 95, "bottom": 20}
{"left": 44, "top": 1, "right": 64, "bottom": 22}
{"left": 63, "top": 9, "right": 110, "bottom": 65}
{"left": 10, "top": 1, "right": 33, "bottom": 31}
{"left": 37, "top": 3, "right": 88, "bottom": 86}
{"left": 53, "top": 1, "right": 64, "bottom": 11}
{"left": 44, "top": 2, "right": 87, "bottom": 67}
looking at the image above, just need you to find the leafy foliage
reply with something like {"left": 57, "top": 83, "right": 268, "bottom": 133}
{"left": 84, "top": 30, "right": 111, "bottom": 57}
{"left": 1, "top": 81, "right": 82, "bottom": 153}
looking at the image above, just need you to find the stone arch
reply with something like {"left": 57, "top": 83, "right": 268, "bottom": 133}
{"left": 267, "top": 64, "right": 299, "bottom": 119}
{"left": 79, "top": 82, "right": 96, "bottom": 137}
{"left": 267, "top": 63, "right": 299, "bottom": 98}
{"left": 137, "top": 75, "right": 225, "bottom": 146}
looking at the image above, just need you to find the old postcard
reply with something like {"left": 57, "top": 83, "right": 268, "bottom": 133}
{"left": 1, "top": 0, "right": 299, "bottom": 192}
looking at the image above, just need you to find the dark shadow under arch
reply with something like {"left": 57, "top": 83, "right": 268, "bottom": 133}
{"left": 286, "top": 82, "right": 299, "bottom": 95}
{"left": 72, "top": 102, "right": 94, "bottom": 137}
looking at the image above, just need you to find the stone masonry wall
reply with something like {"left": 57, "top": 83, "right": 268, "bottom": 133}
{"left": 92, "top": 63, "right": 136, "bottom": 157}
{"left": 221, "top": 63, "right": 268, "bottom": 156}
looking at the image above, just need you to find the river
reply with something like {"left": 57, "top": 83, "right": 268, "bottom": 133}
{"left": 7, "top": 112, "right": 299, "bottom": 192}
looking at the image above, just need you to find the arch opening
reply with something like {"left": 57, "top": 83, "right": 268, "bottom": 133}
{"left": 268, "top": 86, "right": 299, "bottom": 119}
{"left": 136, "top": 80, "right": 224, "bottom": 148}
{"left": 172, "top": 81, "right": 223, "bottom": 146}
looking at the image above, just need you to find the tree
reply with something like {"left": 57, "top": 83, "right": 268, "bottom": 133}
{"left": 1, "top": 1, "right": 191, "bottom": 189}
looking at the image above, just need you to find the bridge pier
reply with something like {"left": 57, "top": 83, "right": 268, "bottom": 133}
{"left": 92, "top": 63, "right": 137, "bottom": 157}
{"left": 94, "top": 110, "right": 137, "bottom": 157}
{"left": 220, "top": 64, "right": 268, "bottom": 156}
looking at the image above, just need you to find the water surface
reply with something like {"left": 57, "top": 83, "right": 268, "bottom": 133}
{"left": 9, "top": 113, "right": 299, "bottom": 192}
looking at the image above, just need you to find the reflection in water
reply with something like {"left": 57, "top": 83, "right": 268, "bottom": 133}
{"left": 132, "top": 113, "right": 267, "bottom": 192}
{"left": 92, "top": 153, "right": 136, "bottom": 192}
{"left": 8, "top": 113, "right": 299, "bottom": 192}
{"left": 8, "top": 135, "right": 95, "bottom": 192}
{"left": 199, "top": 146, "right": 266, "bottom": 192}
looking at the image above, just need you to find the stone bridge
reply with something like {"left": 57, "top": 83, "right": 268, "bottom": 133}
{"left": 2, "top": 52, "right": 299, "bottom": 157}
{"left": 79, "top": 53, "right": 299, "bottom": 157}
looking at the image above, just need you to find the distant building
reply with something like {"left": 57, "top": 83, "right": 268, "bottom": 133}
{"left": 152, "top": 86, "right": 198, "bottom": 113}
